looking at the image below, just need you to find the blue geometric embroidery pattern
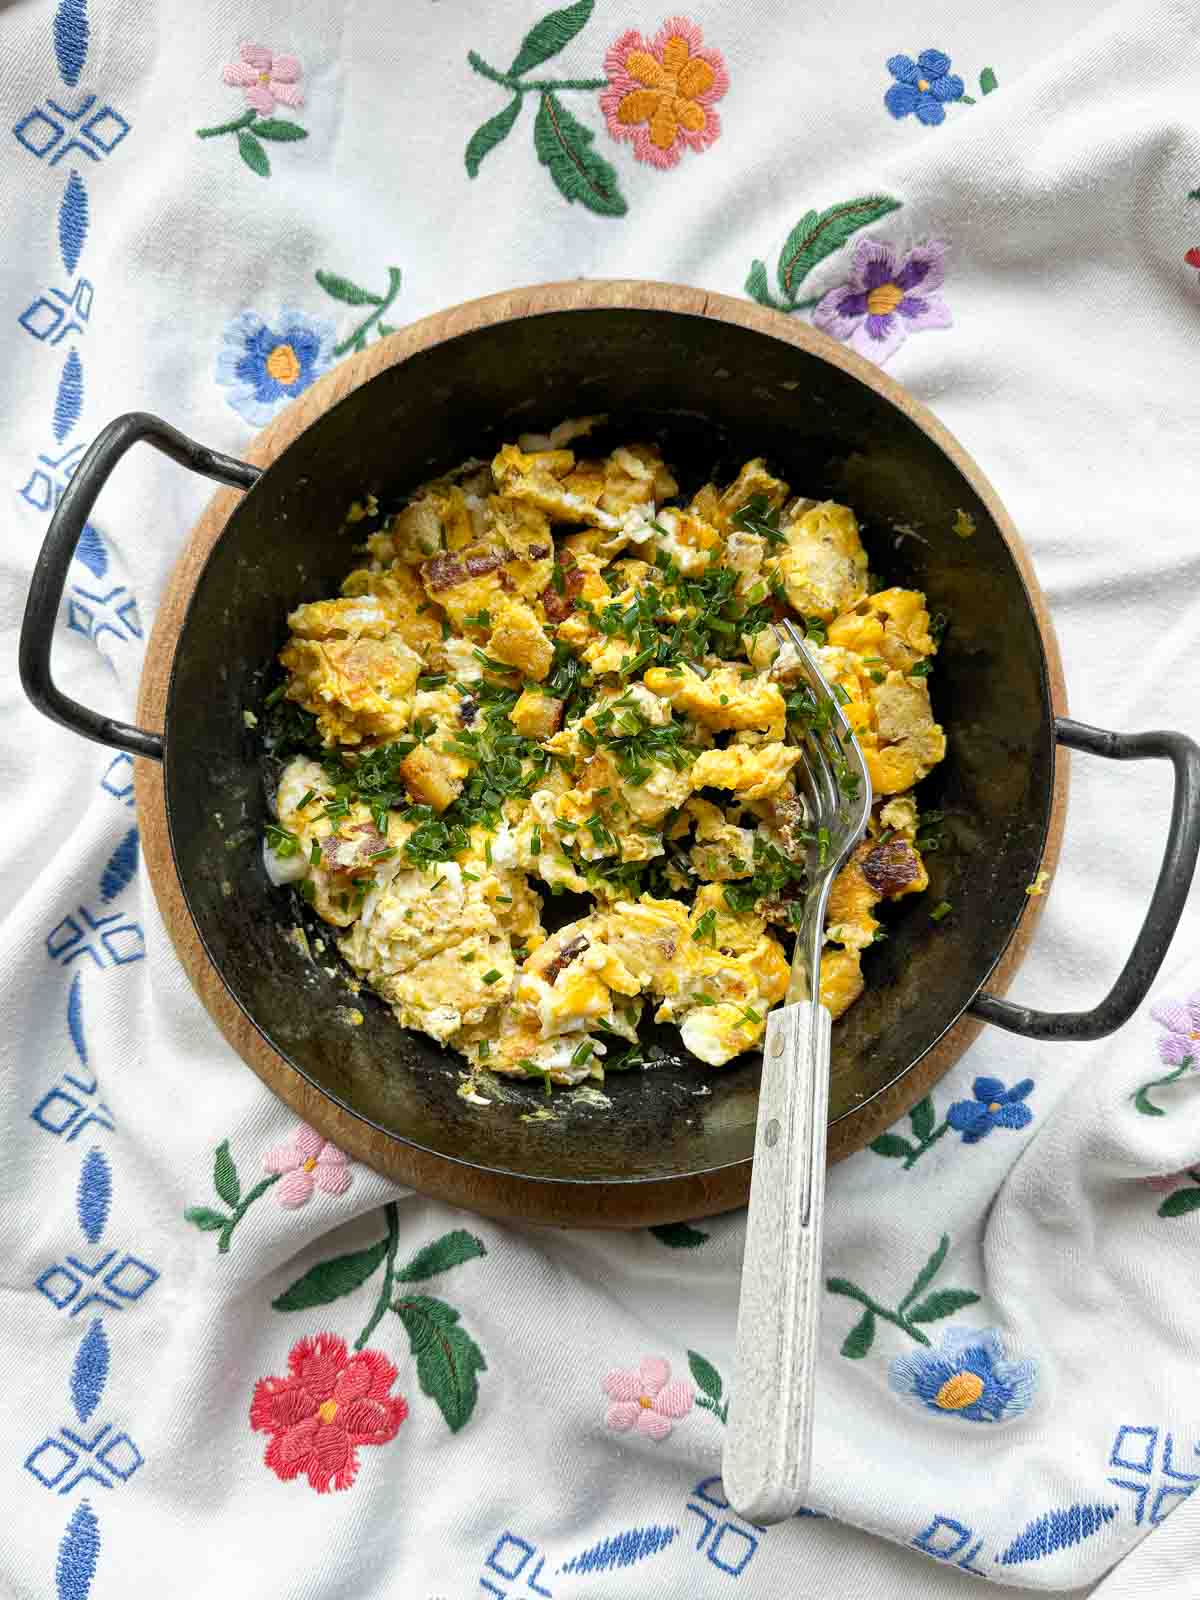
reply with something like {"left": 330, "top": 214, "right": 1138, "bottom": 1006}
{"left": 684, "top": 1477, "right": 763, "bottom": 1577}
{"left": 54, "top": 0, "right": 90, "bottom": 89}
{"left": 480, "top": 1531, "right": 553, "bottom": 1596}
{"left": 32, "top": 1088, "right": 114, "bottom": 1141}
{"left": 99, "top": 830, "right": 138, "bottom": 902}
{"left": 19, "top": 276, "right": 93, "bottom": 344}
{"left": 560, "top": 1524, "right": 679, "bottom": 1575}
{"left": 25, "top": 1422, "right": 144, "bottom": 1494}
{"left": 14, "top": 95, "right": 130, "bottom": 165}
{"left": 19, "top": 439, "right": 84, "bottom": 510}
{"left": 70, "top": 1320, "right": 109, "bottom": 1423}
{"left": 59, "top": 170, "right": 89, "bottom": 272}
{"left": 77, "top": 1147, "right": 111, "bottom": 1242}
{"left": 36, "top": 1251, "right": 159, "bottom": 1317}
{"left": 55, "top": 349, "right": 84, "bottom": 439}
{"left": 100, "top": 754, "right": 133, "bottom": 808}
{"left": 56, "top": 1500, "right": 100, "bottom": 1600}
{"left": 912, "top": 1515, "right": 988, "bottom": 1572}
{"left": 66, "top": 582, "right": 142, "bottom": 646}
{"left": 75, "top": 523, "right": 107, "bottom": 578}
{"left": 996, "top": 1503, "right": 1117, "bottom": 1567}
{"left": 47, "top": 903, "right": 144, "bottom": 969}
{"left": 1107, "top": 1426, "right": 1200, "bottom": 1525}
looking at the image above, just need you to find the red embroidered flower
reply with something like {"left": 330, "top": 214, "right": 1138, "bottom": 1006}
{"left": 1186, "top": 248, "right": 1200, "bottom": 271}
{"left": 600, "top": 16, "right": 728, "bottom": 170}
{"left": 250, "top": 1333, "right": 407, "bottom": 1492}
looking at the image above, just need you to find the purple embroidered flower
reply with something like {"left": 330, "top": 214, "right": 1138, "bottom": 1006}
{"left": 885, "top": 50, "right": 964, "bottom": 125}
{"left": 946, "top": 1077, "right": 1034, "bottom": 1144}
{"left": 1150, "top": 991, "right": 1200, "bottom": 1068}
{"left": 811, "top": 237, "right": 952, "bottom": 365}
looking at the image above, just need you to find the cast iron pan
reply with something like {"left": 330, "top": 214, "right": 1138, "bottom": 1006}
{"left": 19, "top": 285, "right": 1200, "bottom": 1202}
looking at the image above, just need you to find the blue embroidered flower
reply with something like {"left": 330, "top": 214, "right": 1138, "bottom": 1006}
{"left": 890, "top": 1326, "right": 1037, "bottom": 1423}
{"left": 216, "top": 307, "right": 335, "bottom": 426}
{"left": 946, "top": 1076, "right": 1034, "bottom": 1143}
{"left": 885, "top": 50, "right": 965, "bottom": 126}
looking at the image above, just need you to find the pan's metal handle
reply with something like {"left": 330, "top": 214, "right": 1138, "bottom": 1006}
{"left": 19, "top": 411, "right": 260, "bottom": 762}
{"left": 971, "top": 716, "right": 1200, "bottom": 1041}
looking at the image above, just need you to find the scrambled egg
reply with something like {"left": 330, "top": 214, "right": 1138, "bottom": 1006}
{"left": 263, "top": 426, "right": 948, "bottom": 1082}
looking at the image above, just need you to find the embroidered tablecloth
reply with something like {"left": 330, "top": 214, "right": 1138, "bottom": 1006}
{"left": 4, "top": 1, "right": 1200, "bottom": 1595}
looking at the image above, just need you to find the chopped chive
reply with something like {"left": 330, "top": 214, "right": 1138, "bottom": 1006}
{"left": 530, "top": 826, "right": 542, "bottom": 856}
{"left": 691, "top": 908, "right": 717, "bottom": 945}
{"left": 551, "top": 562, "right": 566, "bottom": 595}
{"left": 417, "top": 673, "right": 447, "bottom": 690}
{"left": 265, "top": 823, "right": 300, "bottom": 858}
{"left": 264, "top": 683, "right": 286, "bottom": 708}
{"left": 495, "top": 894, "right": 512, "bottom": 904}
{"left": 930, "top": 900, "right": 952, "bottom": 922}
{"left": 909, "top": 660, "right": 933, "bottom": 678}
{"left": 461, "top": 952, "right": 476, "bottom": 963}
{"left": 296, "top": 788, "right": 316, "bottom": 812}
{"left": 479, "top": 1040, "right": 491, "bottom": 1059}
{"left": 484, "top": 837, "right": 493, "bottom": 866}
{"left": 367, "top": 846, "right": 397, "bottom": 861}
{"left": 832, "top": 683, "right": 851, "bottom": 705}
{"left": 693, "top": 992, "right": 717, "bottom": 1006}
{"left": 462, "top": 869, "right": 479, "bottom": 881}
{"left": 464, "top": 608, "right": 492, "bottom": 629}
{"left": 481, "top": 969, "right": 502, "bottom": 984}
{"left": 310, "top": 839, "right": 322, "bottom": 865}
{"left": 571, "top": 1040, "right": 594, "bottom": 1066}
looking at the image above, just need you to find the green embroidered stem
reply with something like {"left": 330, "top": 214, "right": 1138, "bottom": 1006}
{"left": 354, "top": 1201, "right": 400, "bottom": 1351}
{"left": 826, "top": 1279, "right": 931, "bottom": 1346}
{"left": 902, "top": 1119, "right": 950, "bottom": 1169}
{"left": 196, "top": 109, "right": 259, "bottom": 139}
{"left": 330, "top": 267, "right": 403, "bottom": 358}
{"left": 1132, "top": 1059, "right": 1191, "bottom": 1117}
{"left": 217, "top": 1173, "right": 280, "bottom": 1253}
{"left": 695, "top": 1393, "right": 729, "bottom": 1424}
{"left": 467, "top": 51, "right": 607, "bottom": 94}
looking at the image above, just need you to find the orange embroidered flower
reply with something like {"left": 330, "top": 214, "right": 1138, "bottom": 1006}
{"left": 600, "top": 16, "right": 728, "bottom": 170}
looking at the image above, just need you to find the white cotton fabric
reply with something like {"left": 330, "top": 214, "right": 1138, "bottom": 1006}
{"left": 2, "top": 0, "right": 1199, "bottom": 1594}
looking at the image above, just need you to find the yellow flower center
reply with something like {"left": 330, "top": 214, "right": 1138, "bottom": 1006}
{"left": 317, "top": 1399, "right": 339, "bottom": 1424}
{"left": 934, "top": 1371, "right": 985, "bottom": 1410}
{"left": 258, "top": 71, "right": 271, "bottom": 85}
{"left": 302, "top": 1155, "right": 318, "bottom": 1173}
{"left": 917, "top": 78, "right": 930, "bottom": 92}
{"left": 866, "top": 283, "right": 904, "bottom": 317}
{"left": 266, "top": 343, "right": 301, "bottom": 385}
{"left": 1190, "top": 1030, "right": 1200, "bottom": 1040}
{"left": 988, "top": 1102, "right": 1002, "bottom": 1113}
{"left": 638, "top": 1394, "right": 653, "bottom": 1409}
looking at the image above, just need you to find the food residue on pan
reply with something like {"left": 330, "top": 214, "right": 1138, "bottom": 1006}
{"left": 259, "top": 422, "right": 947, "bottom": 1090}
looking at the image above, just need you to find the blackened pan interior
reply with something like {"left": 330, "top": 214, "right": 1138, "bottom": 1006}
{"left": 165, "top": 308, "right": 1053, "bottom": 1184}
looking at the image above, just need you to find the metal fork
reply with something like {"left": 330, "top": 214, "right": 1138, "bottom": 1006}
{"left": 722, "top": 619, "right": 873, "bottom": 1524}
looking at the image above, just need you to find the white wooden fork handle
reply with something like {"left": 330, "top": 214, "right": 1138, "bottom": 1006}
{"left": 722, "top": 997, "right": 831, "bottom": 1524}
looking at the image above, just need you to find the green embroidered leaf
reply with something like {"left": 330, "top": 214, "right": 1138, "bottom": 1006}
{"left": 272, "top": 1238, "right": 389, "bottom": 1311}
{"left": 1158, "top": 1187, "right": 1200, "bottom": 1218}
{"left": 394, "top": 1294, "right": 486, "bottom": 1433}
{"left": 213, "top": 1140, "right": 240, "bottom": 1208}
{"left": 744, "top": 259, "right": 773, "bottom": 308}
{"left": 841, "top": 1309, "right": 875, "bottom": 1359}
{"left": 394, "top": 1228, "right": 487, "bottom": 1284}
{"left": 509, "top": 0, "right": 594, "bottom": 77}
{"left": 1134, "top": 1087, "right": 1167, "bottom": 1116}
{"left": 237, "top": 129, "right": 270, "bottom": 177}
{"left": 899, "top": 1232, "right": 949, "bottom": 1312}
{"left": 687, "top": 1349, "right": 723, "bottom": 1403}
{"left": 649, "top": 1221, "right": 710, "bottom": 1248}
{"left": 979, "top": 66, "right": 998, "bottom": 95}
{"left": 185, "top": 1206, "right": 228, "bottom": 1232}
{"left": 465, "top": 95, "right": 522, "bottom": 178}
{"left": 776, "top": 195, "right": 902, "bottom": 299}
{"left": 909, "top": 1096, "right": 936, "bottom": 1143}
{"left": 907, "top": 1287, "right": 981, "bottom": 1324}
{"left": 252, "top": 118, "right": 309, "bottom": 142}
{"left": 533, "top": 92, "right": 627, "bottom": 217}
{"left": 315, "top": 269, "right": 382, "bottom": 306}
{"left": 869, "top": 1133, "right": 915, "bottom": 1159}
{"left": 776, "top": 209, "right": 818, "bottom": 299}
{"left": 1189, "top": 189, "right": 1200, "bottom": 202}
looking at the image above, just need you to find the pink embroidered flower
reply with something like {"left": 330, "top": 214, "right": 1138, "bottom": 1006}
{"left": 1150, "top": 991, "right": 1200, "bottom": 1068}
{"left": 221, "top": 42, "right": 304, "bottom": 114}
{"left": 603, "top": 1355, "right": 694, "bottom": 1440}
{"left": 600, "top": 17, "right": 728, "bottom": 169}
{"left": 1144, "top": 1169, "right": 1199, "bottom": 1193}
{"left": 812, "top": 238, "right": 952, "bottom": 366}
{"left": 250, "top": 1333, "right": 407, "bottom": 1492}
{"left": 264, "top": 1123, "right": 352, "bottom": 1208}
